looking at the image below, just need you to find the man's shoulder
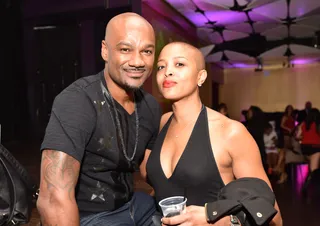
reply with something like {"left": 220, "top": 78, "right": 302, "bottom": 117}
{"left": 65, "top": 73, "right": 101, "bottom": 93}
{"left": 53, "top": 73, "right": 102, "bottom": 112}
{"left": 56, "top": 73, "right": 101, "bottom": 99}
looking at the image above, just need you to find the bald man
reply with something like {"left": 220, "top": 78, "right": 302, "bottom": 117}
{"left": 37, "top": 12, "right": 161, "bottom": 226}
{"left": 145, "top": 42, "right": 282, "bottom": 226}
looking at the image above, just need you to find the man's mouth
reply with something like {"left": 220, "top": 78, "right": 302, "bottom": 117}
{"left": 124, "top": 68, "right": 146, "bottom": 74}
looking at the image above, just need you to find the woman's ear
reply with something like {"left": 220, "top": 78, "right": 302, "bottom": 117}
{"left": 197, "top": 70, "right": 207, "bottom": 87}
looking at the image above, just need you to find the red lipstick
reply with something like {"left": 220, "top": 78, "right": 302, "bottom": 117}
{"left": 163, "top": 80, "right": 177, "bottom": 88}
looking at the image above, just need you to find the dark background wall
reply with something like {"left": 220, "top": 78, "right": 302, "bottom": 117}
{"left": 0, "top": 0, "right": 220, "bottom": 142}
{"left": 1, "top": 0, "right": 138, "bottom": 142}
{"left": 0, "top": 0, "right": 28, "bottom": 141}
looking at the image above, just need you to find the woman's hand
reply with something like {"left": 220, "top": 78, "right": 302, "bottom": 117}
{"left": 161, "top": 205, "right": 230, "bottom": 226}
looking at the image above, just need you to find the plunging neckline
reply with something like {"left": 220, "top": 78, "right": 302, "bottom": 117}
{"left": 159, "top": 107, "right": 205, "bottom": 180}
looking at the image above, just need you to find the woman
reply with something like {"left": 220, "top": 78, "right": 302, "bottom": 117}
{"left": 296, "top": 108, "right": 320, "bottom": 173}
{"left": 281, "top": 105, "right": 295, "bottom": 144}
{"left": 145, "top": 42, "right": 282, "bottom": 226}
{"left": 276, "top": 105, "right": 295, "bottom": 183}
{"left": 264, "top": 122, "right": 279, "bottom": 175}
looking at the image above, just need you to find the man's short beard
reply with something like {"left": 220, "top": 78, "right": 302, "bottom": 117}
{"left": 112, "top": 76, "right": 142, "bottom": 92}
{"left": 122, "top": 81, "right": 142, "bottom": 92}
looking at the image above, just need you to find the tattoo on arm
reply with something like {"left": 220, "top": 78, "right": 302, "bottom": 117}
{"left": 41, "top": 150, "right": 80, "bottom": 200}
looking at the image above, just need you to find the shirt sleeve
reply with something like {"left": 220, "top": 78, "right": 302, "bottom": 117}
{"left": 40, "top": 89, "right": 96, "bottom": 162}
{"left": 146, "top": 103, "right": 162, "bottom": 150}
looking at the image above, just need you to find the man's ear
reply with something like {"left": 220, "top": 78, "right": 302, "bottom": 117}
{"left": 197, "top": 69, "right": 207, "bottom": 87}
{"left": 101, "top": 40, "right": 108, "bottom": 62}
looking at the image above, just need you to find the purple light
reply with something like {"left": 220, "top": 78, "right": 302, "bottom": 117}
{"left": 184, "top": 12, "right": 209, "bottom": 26}
{"left": 295, "top": 164, "right": 309, "bottom": 194}
{"left": 232, "top": 63, "right": 254, "bottom": 68}
{"left": 291, "top": 58, "right": 318, "bottom": 65}
{"left": 232, "top": 62, "right": 256, "bottom": 68}
{"left": 205, "top": 11, "right": 247, "bottom": 25}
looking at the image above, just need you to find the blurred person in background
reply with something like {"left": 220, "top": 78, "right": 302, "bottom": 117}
{"left": 217, "top": 103, "right": 229, "bottom": 118}
{"left": 264, "top": 122, "right": 279, "bottom": 175}
{"left": 296, "top": 108, "right": 320, "bottom": 179}
{"left": 276, "top": 105, "right": 295, "bottom": 183}
{"left": 246, "top": 106, "right": 268, "bottom": 172}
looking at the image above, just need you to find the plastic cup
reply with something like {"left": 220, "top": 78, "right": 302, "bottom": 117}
{"left": 158, "top": 196, "right": 187, "bottom": 217}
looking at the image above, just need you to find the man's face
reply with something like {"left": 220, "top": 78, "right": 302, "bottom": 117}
{"left": 306, "top": 102, "right": 312, "bottom": 110}
{"left": 102, "top": 19, "right": 155, "bottom": 91}
{"left": 220, "top": 107, "right": 228, "bottom": 116}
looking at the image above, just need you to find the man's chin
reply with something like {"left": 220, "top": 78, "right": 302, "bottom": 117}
{"left": 122, "top": 81, "right": 144, "bottom": 92}
{"left": 123, "top": 77, "right": 148, "bottom": 91}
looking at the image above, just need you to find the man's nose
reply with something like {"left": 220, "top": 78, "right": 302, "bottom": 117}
{"left": 128, "top": 51, "right": 145, "bottom": 68}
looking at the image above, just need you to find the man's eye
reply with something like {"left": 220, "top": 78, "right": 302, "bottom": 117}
{"left": 121, "top": 48, "right": 130, "bottom": 53}
{"left": 144, "top": 50, "right": 153, "bottom": 55}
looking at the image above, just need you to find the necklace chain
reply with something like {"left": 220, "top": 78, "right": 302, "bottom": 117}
{"left": 172, "top": 104, "right": 205, "bottom": 138}
{"left": 100, "top": 82, "right": 139, "bottom": 162}
{"left": 174, "top": 120, "right": 196, "bottom": 138}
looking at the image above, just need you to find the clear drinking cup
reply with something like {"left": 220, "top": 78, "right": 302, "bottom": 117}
{"left": 158, "top": 196, "right": 187, "bottom": 217}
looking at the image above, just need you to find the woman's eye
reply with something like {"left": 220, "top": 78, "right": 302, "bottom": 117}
{"left": 157, "top": 66, "right": 164, "bottom": 71}
{"left": 176, "top": 63, "right": 184, "bottom": 67}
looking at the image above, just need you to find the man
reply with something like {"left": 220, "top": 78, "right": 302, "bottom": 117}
{"left": 144, "top": 42, "right": 282, "bottom": 226}
{"left": 217, "top": 103, "right": 229, "bottom": 118}
{"left": 297, "top": 101, "right": 312, "bottom": 124}
{"left": 37, "top": 12, "right": 161, "bottom": 225}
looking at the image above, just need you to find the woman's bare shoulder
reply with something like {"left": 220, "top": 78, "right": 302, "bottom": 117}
{"left": 160, "top": 111, "right": 173, "bottom": 131}
{"left": 206, "top": 107, "right": 246, "bottom": 135}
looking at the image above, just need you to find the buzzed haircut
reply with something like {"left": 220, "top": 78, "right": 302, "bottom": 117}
{"left": 166, "top": 41, "right": 205, "bottom": 71}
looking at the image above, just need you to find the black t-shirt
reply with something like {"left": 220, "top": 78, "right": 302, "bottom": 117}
{"left": 41, "top": 71, "right": 161, "bottom": 214}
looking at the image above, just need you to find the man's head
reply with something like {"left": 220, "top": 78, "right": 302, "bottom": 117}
{"left": 218, "top": 103, "right": 228, "bottom": 116}
{"left": 305, "top": 101, "right": 312, "bottom": 110}
{"left": 264, "top": 122, "right": 273, "bottom": 135}
{"left": 156, "top": 42, "right": 207, "bottom": 101}
{"left": 101, "top": 12, "right": 155, "bottom": 91}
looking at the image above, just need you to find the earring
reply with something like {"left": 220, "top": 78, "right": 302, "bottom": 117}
{"left": 198, "top": 83, "right": 202, "bottom": 87}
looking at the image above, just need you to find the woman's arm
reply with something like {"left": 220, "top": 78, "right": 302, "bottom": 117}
{"left": 295, "top": 123, "right": 303, "bottom": 140}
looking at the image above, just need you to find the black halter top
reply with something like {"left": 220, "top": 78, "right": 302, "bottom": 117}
{"left": 146, "top": 106, "right": 225, "bottom": 207}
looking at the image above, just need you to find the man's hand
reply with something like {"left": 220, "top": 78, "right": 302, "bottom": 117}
{"left": 161, "top": 205, "right": 230, "bottom": 226}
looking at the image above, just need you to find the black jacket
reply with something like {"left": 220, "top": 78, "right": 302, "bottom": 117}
{"left": 206, "top": 177, "right": 277, "bottom": 226}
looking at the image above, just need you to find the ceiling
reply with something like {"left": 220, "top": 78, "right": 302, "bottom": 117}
{"left": 146, "top": 0, "right": 320, "bottom": 69}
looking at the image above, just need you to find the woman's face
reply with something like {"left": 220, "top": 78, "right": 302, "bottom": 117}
{"left": 287, "top": 106, "right": 293, "bottom": 115}
{"left": 156, "top": 43, "right": 205, "bottom": 101}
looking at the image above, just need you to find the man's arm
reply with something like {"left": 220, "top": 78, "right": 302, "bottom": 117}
{"left": 37, "top": 150, "right": 80, "bottom": 226}
{"left": 227, "top": 121, "right": 283, "bottom": 226}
